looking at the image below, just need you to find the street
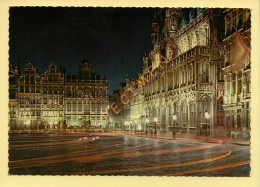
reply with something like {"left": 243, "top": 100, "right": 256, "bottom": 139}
{"left": 8, "top": 133, "right": 250, "bottom": 176}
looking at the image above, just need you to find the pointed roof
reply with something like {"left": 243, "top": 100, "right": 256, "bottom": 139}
{"left": 79, "top": 53, "right": 93, "bottom": 68}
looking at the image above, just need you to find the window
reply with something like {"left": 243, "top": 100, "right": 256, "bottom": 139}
{"left": 73, "top": 102, "right": 76, "bottom": 111}
{"left": 25, "top": 86, "right": 29, "bottom": 93}
{"left": 217, "top": 98, "right": 224, "bottom": 111}
{"left": 20, "top": 86, "right": 24, "bottom": 93}
{"left": 237, "top": 115, "right": 241, "bottom": 129}
{"left": 51, "top": 66, "right": 55, "bottom": 73}
{"left": 232, "top": 81, "right": 236, "bottom": 95}
{"left": 30, "top": 76, "right": 35, "bottom": 84}
{"left": 25, "top": 76, "right": 29, "bottom": 84}
{"left": 78, "top": 103, "right": 82, "bottom": 111}
{"left": 67, "top": 102, "right": 71, "bottom": 111}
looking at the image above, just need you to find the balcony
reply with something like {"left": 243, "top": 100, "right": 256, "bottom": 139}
{"left": 168, "top": 45, "right": 210, "bottom": 68}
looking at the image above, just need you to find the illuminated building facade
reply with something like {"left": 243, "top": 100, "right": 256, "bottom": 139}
{"left": 124, "top": 75, "right": 145, "bottom": 132}
{"left": 141, "top": 8, "right": 226, "bottom": 136}
{"left": 8, "top": 56, "right": 109, "bottom": 131}
{"left": 116, "top": 8, "right": 250, "bottom": 138}
{"left": 222, "top": 9, "right": 251, "bottom": 138}
{"left": 8, "top": 64, "right": 19, "bottom": 130}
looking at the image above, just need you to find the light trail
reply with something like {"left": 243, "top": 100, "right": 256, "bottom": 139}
{"left": 75, "top": 140, "right": 170, "bottom": 163}
{"left": 9, "top": 137, "right": 135, "bottom": 165}
{"left": 94, "top": 145, "right": 238, "bottom": 168}
{"left": 9, "top": 134, "right": 250, "bottom": 176}
{"left": 76, "top": 150, "right": 232, "bottom": 175}
{"left": 9, "top": 139, "right": 157, "bottom": 169}
{"left": 9, "top": 138, "right": 220, "bottom": 169}
{"left": 166, "top": 160, "right": 250, "bottom": 176}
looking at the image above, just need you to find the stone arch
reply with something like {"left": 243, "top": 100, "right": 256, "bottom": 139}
{"left": 199, "top": 95, "right": 212, "bottom": 123}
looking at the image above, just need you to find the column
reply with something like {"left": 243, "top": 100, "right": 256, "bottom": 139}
{"left": 166, "top": 65, "right": 168, "bottom": 92}
{"left": 195, "top": 62, "right": 197, "bottom": 87}
{"left": 196, "top": 102, "right": 201, "bottom": 136}
{"left": 235, "top": 71, "right": 238, "bottom": 103}
{"left": 165, "top": 105, "right": 169, "bottom": 134}
{"left": 77, "top": 100, "right": 79, "bottom": 113}
{"left": 229, "top": 73, "right": 232, "bottom": 103}
{"left": 187, "top": 103, "right": 190, "bottom": 135}
{"left": 157, "top": 107, "right": 160, "bottom": 135}
{"left": 211, "top": 98, "right": 215, "bottom": 137}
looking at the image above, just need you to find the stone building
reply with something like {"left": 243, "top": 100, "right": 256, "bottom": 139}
{"left": 139, "top": 8, "right": 227, "bottom": 136}
{"left": 64, "top": 57, "right": 109, "bottom": 130}
{"left": 109, "top": 84, "right": 125, "bottom": 131}
{"left": 41, "top": 62, "right": 65, "bottom": 130}
{"left": 222, "top": 8, "right": 251, "bottom": 139}
{"left": 8, "top": 64, "right": 19, "bottom": 130}
{"left": 124, "top": 75, "right": 145, "bottom": 133}
{"left": 16, "top": 63, "right": 42, "bottom": 130}
{"left": 110, "top": 73, "right": 146, "bottom": 133}
{"left": 8, "top": 55, "right": 109, "bottom": 131}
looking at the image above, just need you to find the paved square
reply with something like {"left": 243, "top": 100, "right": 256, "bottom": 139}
{"left": 9, "top": 133, "right": 250, "bottom": 176}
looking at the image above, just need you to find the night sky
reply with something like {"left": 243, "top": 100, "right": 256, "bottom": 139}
{"left": 9, "top": 7, "right": 158, "bottom": 94}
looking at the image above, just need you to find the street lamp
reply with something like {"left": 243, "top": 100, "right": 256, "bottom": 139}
{"left": 145, "top": 118, "right": 149, "bottom": 134}
{"left": 205, "top": 110, "right": 210, "bottom": 136}
{"left": 173, "top": 114, "right": 177, "bottom": 135}
{"left": 154, "top": 117, "right": 158, "bottom": 135}
{"left": 124, "top": 121, "right": 128, "bottom": 132}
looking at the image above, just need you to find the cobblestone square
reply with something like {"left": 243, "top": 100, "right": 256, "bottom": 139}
{"left": 9, "top": 133, "right": 250, "bottom": 176}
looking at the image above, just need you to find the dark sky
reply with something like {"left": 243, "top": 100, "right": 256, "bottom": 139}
{"left": 9, "top": 7, "right": 158, "bottom": 94}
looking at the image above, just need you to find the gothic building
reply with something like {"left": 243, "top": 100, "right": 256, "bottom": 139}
{"left": 8, "top": 56, "right": 109, "bottom": 131}
{"left": 114, "top": 8, "right": 250, "bottom": 138}
{"left": 140, "top": 8, "right": 226, "bottom": 136}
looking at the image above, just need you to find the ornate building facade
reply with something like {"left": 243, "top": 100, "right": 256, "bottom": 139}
{"left": 113, "top": 8, "right": 250, "bottom": 138}
{"left": 8, "top": 64, "right": 19, "bottom": 130}
{"left": 8, "top": 56, "right": 109, "bottom": 131}
{"left": 141, "top": 8, "right": 226, "bottom": 136}
{"left": 222, "top": 9, "right": 251, "bottom": 139}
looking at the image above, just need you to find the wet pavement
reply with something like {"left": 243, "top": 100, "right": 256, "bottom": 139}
{"left": 8, "top": 133, "right": 250, "bottom": 176}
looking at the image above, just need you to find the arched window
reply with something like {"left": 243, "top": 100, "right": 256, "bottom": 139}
{"left": 25, "top": 76, "right": 29, "bottom": 84}
{"left": 50, "top": 65, "right": 55, "bottom": 73}
{"left": 217, "top": 97, "right": 224, "bottom": 111}
{"left": 30, "top": 76, "right": 35, "bottom": 84}
{"left": 201, "top": 96, "right": 211, "bottom": 122}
